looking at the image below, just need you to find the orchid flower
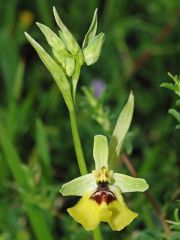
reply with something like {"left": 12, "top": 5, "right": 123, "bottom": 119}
{"left": 60, "top": 93, "right": 149, "bottom": 231}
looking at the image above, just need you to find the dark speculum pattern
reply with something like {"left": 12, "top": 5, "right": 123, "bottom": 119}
{"left": 90, "top": 182, "right": 116, "bottom": 204}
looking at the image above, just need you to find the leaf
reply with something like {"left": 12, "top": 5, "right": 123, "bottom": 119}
{"left": 109, "top": 92, "right": 134, "bottom": 167}
{"left": 93, "top": 135, "right": 109, "bottom": 170}
{"left": 60, "top": 174, "right": 96, "bottom": 196}
{"left": 168, "top": 109, "right": 180, "bottom": 123}
{"left": 175, "top": 124, "right": 180, "bottom": 130}
{"left": 113, "top": 173, "right": 149, "bottom": 193}
{"left": 160, "top": 82, "right": 176, "bottom": 92}
{"left": 36, "top": 119, "right": 51, "bottom": 178}
{"left": 13, "top": 59, "right": 25, "bottom": 100}
{"left": 0, "top": 121, "right": 29, "bottom": 188}
{"left": 176, "top": 99, "right": 180, "bottom": 107}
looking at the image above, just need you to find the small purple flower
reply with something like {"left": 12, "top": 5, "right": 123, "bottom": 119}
{"left": 92, "top": 79, "right": 106, "bottom": 99}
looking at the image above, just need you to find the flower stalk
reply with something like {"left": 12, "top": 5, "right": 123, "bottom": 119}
{"left": 69, "top": 106, "right": 87, "bottom": 175}
{"left": 69, "top": 98, "right": 102, "bottom": 240}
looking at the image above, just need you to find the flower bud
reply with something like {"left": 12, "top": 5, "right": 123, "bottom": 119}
{"left": 65, "top": 58, "right": 75, "bottom": 77}
{"left": 83, "top": 33, "right": 105, "bottom": 66}
{"left": 53, "top": 7, "right": 80, "bottom": 55}
{"left": 52, "top": 48, "right": 66, "bottom": 68}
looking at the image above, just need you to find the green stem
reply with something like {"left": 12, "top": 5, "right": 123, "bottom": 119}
{"left": 69, "top": 107, "right": 87, "bottom": 175}
{"left": 93, "top": 227, "right": 103, "bottom": 240}
{"left": 68, "top": 105, "right": 102, "bottom": 240}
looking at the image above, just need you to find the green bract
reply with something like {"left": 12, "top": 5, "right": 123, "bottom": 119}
{"left": 53, "top": 7, "right": 80, "bottom": 55}
{"left": 60, "top": 92, "right": 149, "bottom": 196}
{"left": 109, "top": 92, "right": 134, "bottom": 167}
{"left": 24, "top": 32, "right": 73, "bottom": 111}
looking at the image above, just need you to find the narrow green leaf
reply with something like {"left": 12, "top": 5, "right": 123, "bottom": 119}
{"left": 13, "top": 59, "right": 25, "bottom": 100}
{"left": 109, "top": 92, "right": 134, "bottom": 167}
{"left": 36, "top": 119, "right": 51, "bottom": 178}
{"left": 0, "top": 121, "right": 29, "bottom": 188}
{"left": 168, "top": 109, "right": 180, "bottom": 122}
{"left": 93, "top": 135, "right": 109, "bottom": 170}
{"left": 113, "top": 173, "right": 149, "bottom": 193}
{"left": 35, "top": 0, "right": 53, "bottom": 26}
{"left": 82, "top": 8, "right": 98, "bottom": 48}
{"left": 160, "top": 82, "right": 176, "bottom": 92}
{"left": 60, "top": 173, "right": 96, "bottom": 196}
{"left": 26, "top": 204, "right": 54, "bottom": 240}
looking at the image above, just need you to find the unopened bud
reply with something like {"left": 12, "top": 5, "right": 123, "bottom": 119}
{"left": 83, "top": 33, "right": 105, "bottom": 66}
{"left": 52, "top": 48, "right": 66, "bottom": 68}
{"left": 65, "top": 58, "right": 75, "bottom": 77}
{"left": 53, "top": 7, "right": 80, "bottom": 55}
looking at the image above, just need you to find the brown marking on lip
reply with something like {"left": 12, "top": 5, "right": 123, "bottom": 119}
{"left": 90, "top": 182, "right": 116, "bottom": 204}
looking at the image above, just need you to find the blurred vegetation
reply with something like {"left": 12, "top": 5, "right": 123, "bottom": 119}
{"left": 0, "top": 0, "right": 179, "bottom": 239}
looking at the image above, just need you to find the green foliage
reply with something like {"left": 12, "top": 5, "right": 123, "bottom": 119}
{"left": 161, "top": 73, "right": 180, "bottom": 129}
{"left": 0, "top": 0, "right": 179, "bottom": 239}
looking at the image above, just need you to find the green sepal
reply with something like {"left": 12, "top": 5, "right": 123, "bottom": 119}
{"left": 82, "top": 8, "right": 98, "bottom": 49}
{"left": 109, "top": 92, "right": 134, "bottom": 167}
{"left": 24, "top": 32, "right": 73, "bottom": 111}
{"left": 36, "top": 22, "right": 65, "bottom": 52}
{"left": 83, "top": 32, "right": 105, "bottom": 66}
{"left": 53, "top": 6, "right": 80, "bottom": 55}
{"left": 60, "top": 173, "right": 96, "bottom": 196}
{"left": 93, "top": 135, "right": 109, "bottom": 170}
{"left": 113, "top": 173, "right": 149, "bottom": 193}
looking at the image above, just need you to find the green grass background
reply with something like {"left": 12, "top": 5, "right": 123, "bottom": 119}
{"left": 0, "top": 0, "right": 179, "bottom": 239}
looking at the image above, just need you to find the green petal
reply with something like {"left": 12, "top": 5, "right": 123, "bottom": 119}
{"left": 109, "top": 92, "right": 134, "bottom": 167}
{"left": 60, "top": 173, "right": 96, "bottom": 196}
{"left": 93, "top": 135, "right": 109, "bottom": 170}
{"left": 113, "top": 173, "right": 149, "bottom": 193}
{"left": 82, "top": 8, "right": 98, "bottom": 49}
